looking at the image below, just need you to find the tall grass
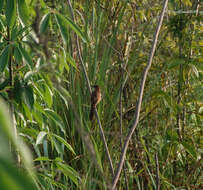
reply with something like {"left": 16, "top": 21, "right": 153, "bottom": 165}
{"left": 0, "top": 0, "right": 202, "bottom": 189}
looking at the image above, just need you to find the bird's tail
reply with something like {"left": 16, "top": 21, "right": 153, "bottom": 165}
{"left": 89, "top": 105, "right": 95, "bottom": 120}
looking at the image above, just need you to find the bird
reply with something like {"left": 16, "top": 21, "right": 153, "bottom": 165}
{"left": 89, "top": 85, "right": 101, "bottom": 120}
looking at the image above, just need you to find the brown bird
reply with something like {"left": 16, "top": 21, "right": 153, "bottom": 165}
{"left": 89, "top": 85, "right": 101, "bottom": 120}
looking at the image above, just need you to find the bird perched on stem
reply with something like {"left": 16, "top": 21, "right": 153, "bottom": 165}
{"left": 89, "top": 85, "right": 101, "bottom": 120}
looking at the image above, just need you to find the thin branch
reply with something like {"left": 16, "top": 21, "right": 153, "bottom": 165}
{"left": 155, "top": 153, "right": 160, "bottom": 190}
{"left": 66, "top": 0, "right": 114, "bottom": 176}
{"left": 111, "top": 0, "right": 169, "bottom": 189}
{"left": 119, "top": 73, "right": 129, "bottom": 190}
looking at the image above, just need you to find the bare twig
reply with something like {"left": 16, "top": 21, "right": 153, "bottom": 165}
{"left": 66, "top": 0, "right": 114, "bottom": 176}
{"left": 111, "top": 0, "right": 169, "bottom": 189}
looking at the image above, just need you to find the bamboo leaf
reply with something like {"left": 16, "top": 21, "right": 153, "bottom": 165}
{"left": 0, "top": 46, "right": 10, "bottom": 72}
{"left": 52, "top": 134, "right": 76, "bottom": 155}
{"left": 22, "top": 85, "right": 34, "bottom": 110}
{"left": 18, "top": 43, "right": 33, "bottom": 68}
{"left": 55, "top": 162, "right": 79, "bottom": 187}
{"left": 54, "top": 13, "right": 69, "bottom": 44}
{"left": 52, "top": 136, "right": 63, "bottom": 154}
{"left": 44, "top": 84, "right": 53, "bottom": 107}
{"left": 64, "top": 14, "right": 87, "bottom": 43}
{"left": 0, "top": 0, "right": 4, "bottom": 13}
{"left": 17, "top": 0, "right": 29, "bottom": 25}
{"left": 55, "top": 13, "right": 87, "bottom": 44}
{"left": 14, "top": 45, "right": 22, "bottom": 62}
{"left": 6, "top": 0, "right": 16, "bottom": 28}
{"left": 44, "top": 109, "right": 65, "bottom": 134}
{"left": 36, "top": 131, "right": 47, "bottom": 145}
{"left": 39, "top": 13, "right": 50, "bottom": 34}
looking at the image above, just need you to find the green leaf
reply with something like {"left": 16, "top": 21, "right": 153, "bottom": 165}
{"left": 168, "top": 58, "right": 185, "bottom": 69}
{"left": 66, "top": 51, "right": 77, "bottom": 70}
{"left": 55, "top": 13, "right": 87, "bottom": 44}
{"left": 52, "top": 134, "right": 76, "bottom": 155}
{"left": 55, "top": 13, "right": 69, "bottom": 45}
{"left": 14, "top": 45, "right": 22, "bottom": 63}
{"left": 0, "top": 46, "right": 10, "bottom": 72}
{"left": 18, "top": 43, "right": 33, "bottom": 68}
{"left": 34, "top": 157, "right": 52, "bottom": 162}
{"left": 0, "top": 78, "right": 10, "bottom": 91}
{"left": 181, "top": 142, "right": 197, "bottom": 159}
{"left": 64, "top": 15, "right": 87, "bottom": 43}
{"left": 0, "top": 157, "right": 38, "bottom": 190}
{"left": 190, "top": 64, "right": 199, "bottom": 78}
{"left": 0, "top": 98, "right": 35, "bottom": 182}
{"left": 51, "top": 136, "right": 63, "bottom": 154}
{"left": 91, "top": 137, "right": 103, "bottom": 172}
{"left": 22, "top": 85, "right": 34, "bottom": 110}
{"left": 13, "top": 77, "right": 23, "bottom": 103}
{"left": 44, "top": 109, "right": 65, "bottom": 134}
{"left": 39, "top": 13, "right": 50, "bottom": 34}
{"left": 152, "top": 90, "right": 179, "bottom": 113}
{"left": 0, "top": 0, "right": 4, "bottom": 13}
{"left": 55, "top": 162, "right": 79, "bottom": 187}
{"left": 17, "top": 0, "right": 29, "bottom": 25}
{"left": 16, "top": 25, "right": 31, "bottom": 40}
{"left": 44, "top": 84, "right": 53, "bottom": 107}
{"left": 6, "top": 0, "right": 17, "bottom": 28}
{"left": 36, "top": 131, "right": 47, "bottom": 145}
{"left": 24, "top": 71, "right": 35, "bottom": 82}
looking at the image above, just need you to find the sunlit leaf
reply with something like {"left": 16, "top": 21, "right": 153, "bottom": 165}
{"left": 190, "top": 64, "right": 199, "bottom": 78}
{"left": 39, "top": 13, "right": 50, "bottom": 34}
{"left": 54, "top": 13, "right": 69, "bottom": 45}
{"left": 17, "top": 0, "right": 29, "bottom": 25}
{"left": 36, "top": 131, "right": 47, "bottom": 145}
{"left": 34, "top": 157, "right": 52, "bottom": 162}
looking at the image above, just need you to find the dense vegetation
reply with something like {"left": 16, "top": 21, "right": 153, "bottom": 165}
{"left": 0, "top": 0, "right": 202, "bottom": 189}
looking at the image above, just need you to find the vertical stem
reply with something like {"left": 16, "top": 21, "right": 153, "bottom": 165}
{"left": 155, "top": 153, "right": 160, "bottom": 190}
{"left": 176, "top": 12, "right": 183, "bottom": 141}
{"left": 7, "top": 26, "right": 20, "bottom": 163}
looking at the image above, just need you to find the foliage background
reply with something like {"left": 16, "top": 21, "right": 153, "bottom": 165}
{"left": 0, "top": 0, "right": 202, "bottom": 189}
